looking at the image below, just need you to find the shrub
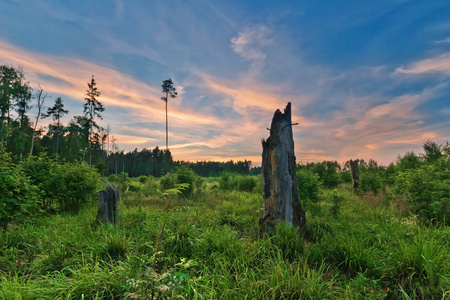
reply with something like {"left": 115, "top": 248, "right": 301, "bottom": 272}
{"left": 159, "top": 166, "right": 202, "bottom": 197}
{"left": 0, "top": 151, "right": 39, "bottom": 228}
{"left": 306, "top": 161, "right": 343, "bottom": 188}
{"left": 219, "top": 172, "right": 257, "bottom": 192}
{"left": 160, "top": 172, "right": 177, "bottom": 191}
{"left": 219, "top": 171, "right": 236, "bottom": 190}
{"left": 138, "top": 175, "right": 149, "bottom": 184}
{"left": 20, "top": 154, "right": 58, "bottom": 209}
{"left": 297, "top": 169, "right": 321, "bottom": 206}
{"left": 54, "top": 162, "right": 100, "bottom": 213}
{"left": 394, "top": 157, "right": 450, "bottom": 224}
{"left": 360, "top": 171, "right": 383, "bottom": 195}
{"left": 237, "top": 176, "right": 256, "bottom": 192}
{"left": 174, "top": 165, "right": 200, "bottom": 196}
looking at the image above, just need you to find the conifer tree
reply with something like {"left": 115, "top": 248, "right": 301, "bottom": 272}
{"left": 83, "top": 75, "right": 104, "bottom": 164}
{"left": 161, "top": 79, "right": 177, "bottom": 150}
{"left": 44, "top": 97, "right": 68, "bottom": 155}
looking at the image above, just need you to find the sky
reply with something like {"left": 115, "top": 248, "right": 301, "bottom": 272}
{"left": 0, "top": 0, "right": 449, "bottom": 166}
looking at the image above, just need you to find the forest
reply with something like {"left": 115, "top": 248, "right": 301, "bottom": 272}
{"left": 1, "top": 64, "right": 450, "bottom": 299}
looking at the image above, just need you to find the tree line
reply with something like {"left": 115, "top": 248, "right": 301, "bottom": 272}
{"left": 0, "top": 65, "right": 255, "bottom": 176}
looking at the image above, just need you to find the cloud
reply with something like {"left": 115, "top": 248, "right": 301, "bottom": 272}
{"left": 442, "top": 107, "right": 450, "bottom": 115}
{"left": 395, "top": 53, "right": 450, "bottom": 75}
{"left": 435, "top": 37, "right": 450, "bottom": 44}
{"left": 231, "top": 25, "right": 273, "bottom": 61}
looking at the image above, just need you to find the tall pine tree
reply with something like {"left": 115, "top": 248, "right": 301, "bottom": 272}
{"left": 44, "top": 97, "right": 68, "bottom": 155}
{"left": 83, "top": 75, "right": 104, "bottom": 164}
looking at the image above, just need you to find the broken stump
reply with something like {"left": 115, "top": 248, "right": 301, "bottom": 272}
{"left": 259, "top": 102, "right": 306, "bottom": 235}
{"left": 97, "top": 179, "right": 120, "bottom": 224}
{"left": 349, "top": 159, "right": 360, "bottom": 190}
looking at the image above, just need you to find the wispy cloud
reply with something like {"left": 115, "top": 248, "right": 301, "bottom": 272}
{"left": 231, "top": 25, "right": 273, "bottom": 61}
{"left": 396, "top": 53, "right": 450, "bottom": 75}
{"left": 435, "top": 37, "right": 450, "bottom": 44}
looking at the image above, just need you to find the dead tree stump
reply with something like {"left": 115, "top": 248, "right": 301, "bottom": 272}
{"left": 349, "top": 159, "right": 360, "bottom": 189}
{"left": 97, "top": 179, "right": 119, "bottom": 224}
{"left": 259, "top": 102, "right": 306, "bottom": 235}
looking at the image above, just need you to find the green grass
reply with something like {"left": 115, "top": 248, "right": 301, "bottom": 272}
{"left": 1, "top": 180, "right": 449, "bottom": 299}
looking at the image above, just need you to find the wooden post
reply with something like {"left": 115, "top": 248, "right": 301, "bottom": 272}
{"left": 259, "top": 102, "right": 306, "bottom": 235}
{"left": 349, "top": 159, "right": 360, "bottom": 189}
{"left": 97, "top": 179, "right": 120, "bottom": 224}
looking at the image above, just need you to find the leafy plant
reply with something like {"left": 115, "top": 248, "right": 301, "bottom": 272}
{"left": 0, "top": 151, "right": 39, "bottom": 228}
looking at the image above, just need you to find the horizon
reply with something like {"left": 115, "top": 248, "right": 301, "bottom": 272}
{"left": 1, "top": 1, "right": 449, "bottom": 166}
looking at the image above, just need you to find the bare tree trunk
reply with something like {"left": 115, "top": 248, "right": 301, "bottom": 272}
{"left": 259, "top": 102, "right": 306, "bottom": 235}
{"left": 165, "top": 99, "right": 168, "bottom": 150}
{"left": 30, "top": 84, "right": 47, "bottom": 157}
{"left": 349, "top": 159, "right": 360, "bottom": 189}
{"left": 56, "top": 117, "right": 60, "bottom": 155}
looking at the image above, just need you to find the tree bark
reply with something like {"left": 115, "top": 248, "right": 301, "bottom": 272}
{"left": 259, "top": 102, "right": 306, "bottom": 235}
{"left": 349, "top": 159, "right": 359, "bottom": 189}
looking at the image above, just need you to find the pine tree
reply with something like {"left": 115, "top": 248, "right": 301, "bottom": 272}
{"left": 161, "top": 79, "right": 177, "bottom": 150}
{"left": 44, "top": 97, "right": 68, "bottom": 155}
{"left": 83, "top": 75, "right": 104, "bottom": 164}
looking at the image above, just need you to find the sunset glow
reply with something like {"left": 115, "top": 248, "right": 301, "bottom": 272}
{"left": 1, "top": 1, "right": 449, "bottom": 165}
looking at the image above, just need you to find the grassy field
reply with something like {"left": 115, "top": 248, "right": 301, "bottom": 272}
{"left": 1, "top": 177, "right": 449, "bottom": 299}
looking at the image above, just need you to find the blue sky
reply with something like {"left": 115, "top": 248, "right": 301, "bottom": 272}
{"left": 0, "top": 0, "right": 449, "bottom": 165}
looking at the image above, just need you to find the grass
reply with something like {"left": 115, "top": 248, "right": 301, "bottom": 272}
{"left": 1, "top": 179, "right": 449, "bottom": 299}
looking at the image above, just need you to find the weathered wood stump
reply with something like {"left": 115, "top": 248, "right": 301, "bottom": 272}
{"left": 259, "top": 102, "right": 306, "bottom": 235}
{"left": 349, "top": 159, "right": 360, "bottom": 189}
{"left": 97, "top": 179, "right": 119, "bottom": 224}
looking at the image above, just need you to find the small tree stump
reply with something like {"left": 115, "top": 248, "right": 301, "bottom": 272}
{"left": 97, "top": 179, "right": 119, "bottom": 224}
{"left": 259, "top": 102, "right": 306, "bottom": 235}
{"left": 349, "top": 159, "right": 360, "bottom": 189}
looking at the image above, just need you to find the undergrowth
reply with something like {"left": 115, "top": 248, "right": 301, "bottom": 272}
{"left": 0, "top": 179, "right": 449, "bottom": 299}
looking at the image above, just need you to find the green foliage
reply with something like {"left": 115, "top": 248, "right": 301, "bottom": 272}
{"left": 138, "top": 175, "right": 149, "bottom": 183}
{"left": 219, "top": 171, "right": 257, "bottom": 192}
{"left": 297, "top": 168, "right": 321, "bottom": 207}
{"left": 20, "top": 155, "right": 100, "bottom": 213}
{"left": 0, "top": 151, "right": 39, "bottom": 228}
{"left": 394, "top": 157, "right": 450, "bottom": 224}
{"left": 396, "top": 151, "right": 422, "bottom": 172}
{"left": 1, "top": 177, "right": 449, "bottom": 299}
{"left": 341, "top": 170, "right": 352, "bottom": 183}
{"left": 359, "top": 160, "right": 384, "bottom": 195}
{"left": 54, "top": 161, "right": 100, "bottom": 213}
{"left": 174, "top": 165, "right": 201, "bottom": 196}
{"left": 159, "top": 166, "right": 202, "bottom": 197}
{"left": 328, "top": 189, "right": 345, "bottom": 217}
{"left": 304, "top": 161, "right": 343, "bottom": 188}
{"left": 270, "top": 223, "right": 304, "bottom": 261}
{"left": 19, "top": 154, "right": 58, "bottom": 209}
{"left": 159, "top": 172, "right": 177, "bottom": 191}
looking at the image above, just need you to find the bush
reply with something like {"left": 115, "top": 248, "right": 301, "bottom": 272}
{"left": 20, "top": 154, "right": 58, "bottom": 209}
{"left": 174, "top": 165, "right": 201, "bottom": 196}
{"left": 54, "top": 162, "right": 100, "bottom": 213}
{"left": 0, "top": 151, "right": 39, "bottom": 228}
{"left": 306, "top": 161, "right": 343, "bottom": 188}
{"left": 159, "top": 166, "right": 202, "bottom": 197}
{"left": 237, "top": 176, "right": 256, "bottom": 192}
{"left": 341, "top": 170, "right": 352, "bottom": 183}
{"left": 297, "top": 168, "right": 321, "bottom": 205}
{"left": 160, "top": 172, "right": 177, "bottom": 191}
{"left": 219, "top": 172, "right": 257, "bottom": 192}
{"left": 20, "top": 156, "right": 100, "bottom": 213}
{"left": 219, "top": 171, "right": 236, "bottom": 190}
{"left": 394, "top": 157, "right": 450, "bottom": 224}
{"left": 360, "top": 171, "right": 383, "bottom": 195}
{"left": 138, "top": 175, "right": 149, "bottom": 184}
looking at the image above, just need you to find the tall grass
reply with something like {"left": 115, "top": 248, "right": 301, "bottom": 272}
{"left": 1, "top": 178, "right": 449, "bottom": 299}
